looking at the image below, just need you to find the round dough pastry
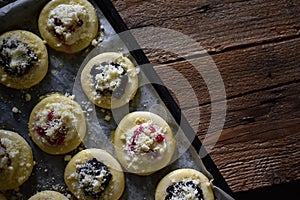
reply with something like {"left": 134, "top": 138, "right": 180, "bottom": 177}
{"left": 81, "top": 52, "right": 139, "bottom": 109}
{"left": 28, "top": 93, "right": 86, "bottom": 155}
{"left": 0, "top": 30, "right": 48, "bottom": 89}
{"left": 29, "top": 191, "right": 68, "bottom": 200}
{"left": 155, "top": 168, "right": 214, "bottom": 200}
{"left": 114, "top": 111, "right": 176, "bottom": 175}
{"left": 38, "top": 0, "right": 98, "bottom": 53}
{"left": 0, "top": 129, "right": 34, "bottom": 191}
{"left": 64, "top": 149, "right": 125, "bottom": 200}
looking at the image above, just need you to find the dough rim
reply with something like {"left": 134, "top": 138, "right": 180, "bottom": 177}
{"left": 81, "top": 52, "right": 139, "bottom": 109}
{"left": 113, "top": 111, "right": 176, "bottom": 175}
{"left": 64, "top": 148, "right": 125, "bottom": 200}
{"left": 28, "top": 93, "right": 86, "bottom": 155}
{"left": 0, "top": 129, "right": 34, "bottom": 191}
{"left": 38, "top": 0, "right": 98, "bottom": 53}
{"left": 28, "top": 190, "right": 68, "bottom": 200}
{"left": 155, "top": 168, "right": 215, "bottom": 200}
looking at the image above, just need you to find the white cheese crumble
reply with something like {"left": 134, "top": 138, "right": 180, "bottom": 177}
{"left": 33, "top": 102, "right": 79, "bottom": 144}
{"left": 47, "top": 4, "right": 89, "bottom": 45}
{"left": 0, "top": 138, "right": 19, "bottom": 170}
{"left": 70, "top": 159, "right": 111, "bottom": 197}
{"left": 93, "top": 63, "right": 125, "bottom": 92}
{"left": 0, "top": 38, "right": 37, "bottom": 75}
{"left": 125, "top": 121, "right": 167, "bottom": 154}
{"left": 167, "top": 179, "right": 202, "bottom": 200}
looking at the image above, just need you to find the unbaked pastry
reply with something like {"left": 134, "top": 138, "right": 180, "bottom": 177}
{"left": 29, "top": 190, "right": 68, "bottom": 200}
{"left": 38, "top": 0, "right": 98, "bottom": 53}
{"left": 0, "top": 30, "right": 48, "bottom": 89}
{"left": 28, "top": 93, "right": 86, "bottom": 155}
{"left": 81, "top": 52, "right": 139, "bottom": 109}
{"left": 113, "top": 111, "right": 176, "bottom": 175}
{"left": 64, "top": 149, "right": 125, "bottom": 200}
{"left": 155, "top": 168, "right": 214, "bottom": 200}
{"left": 0, "top": 129, "right": 34, "bottom": 191}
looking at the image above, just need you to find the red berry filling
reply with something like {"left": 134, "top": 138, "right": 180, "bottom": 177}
{"left": 156, "top": 134, "right": 165, "bottom": 143}
{"left": 128, "top": 124, "right": 165, "bottom": 153}
{"left": 35, "top": 110, "right": 68, "bottom": 146}
{"left": 0, "top": 139, "right": 12, "bottom": 172}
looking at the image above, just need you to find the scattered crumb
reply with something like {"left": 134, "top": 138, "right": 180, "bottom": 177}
{"left": 104, "top": 114, "right": 111, "bottom": 121}
{"left": 64, "top": 155, "right": 72, "bottom": 162}
{"left": 25, "top": 93, "right": 31, "bottom": 102}
{"left": 65, "top": 93, "right": 75, "bottom": 100}
{"left": 91, "top": 25, "right": 105, "bottom": 46}
{"left": 1, "top": 74, "right": 7, "bottom": 82}
{"left": 12, "top": 107, "right": 20, "bottom": 114}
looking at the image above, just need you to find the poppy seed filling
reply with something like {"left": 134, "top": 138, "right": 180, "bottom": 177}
{"left": 76, "top": 158, "right": 112, "bottom": 198}
{"left": 0, "top": 38, "right": 38, "bottom": 76}
{"left": 90, "top": 62, "right": 128, "bottom": 99}
{"left": 165, "top": 181, "right": 204, "bottom": 200}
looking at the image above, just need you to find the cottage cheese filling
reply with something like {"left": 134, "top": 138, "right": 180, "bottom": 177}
{"left": 47, "top": 4, "right": 88, "bottom": 45}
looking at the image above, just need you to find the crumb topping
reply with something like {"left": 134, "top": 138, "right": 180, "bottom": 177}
{"left": 0, "top": 138, "right": 12, "bottom": 172}
{"left": 90, "top": 61, "right": 128, "bottom": 99}
{"left": 33, "top": 102, "right": 79, "bottom": 146}
{"left": 166, "top": 179, "right": 203, "bottom": 200}
{"left": 124, "top": 122, "right": 167, "bottom": 155}
{"left": 0, "top": 38, "right": 38, "bottom": 76}
{"left": 47, "top": 4, "right": 89, "bottom": 45}
{"left": 73, "top": 158, "right": 112, "bottom": 198}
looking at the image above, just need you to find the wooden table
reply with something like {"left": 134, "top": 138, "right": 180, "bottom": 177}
{"left": 0, "top": 0, "right": 299, "bottom": 198}
{"left": 111, "top": 0, "right": 300, "bottom": 197}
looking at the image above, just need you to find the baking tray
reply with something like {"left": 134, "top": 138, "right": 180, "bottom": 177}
{"left": 0, "top": 0, "right": 234, "bottom": 199}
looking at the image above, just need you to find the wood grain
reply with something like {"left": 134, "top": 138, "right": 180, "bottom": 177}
{"left": 111, "top": 0, "right": 300, "bottom": 193}
{"left": 154, "top": 38, "right": 300, "bottom": 193}
{"left": 211, "top": 119, "right": 300, "bottom": 192}
{"left": 154, "top": 38, "right": 300, "bottom": 108}
{"left": 180, "top": 80, "right": 300, "bottom": 192}
{"left": 112, "top": 0, "right": 300, "bottom": 63}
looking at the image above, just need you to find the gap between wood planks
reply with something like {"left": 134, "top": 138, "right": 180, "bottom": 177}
{"left": 153, "top": 38, "right": 300, "bottom": 112}
{"left": 159, "top": 33, "right": 300, "bottom": 65}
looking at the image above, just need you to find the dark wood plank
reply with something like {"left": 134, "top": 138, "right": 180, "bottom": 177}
{"left": 151, "top": 37, "right": 300, "bottom": 192}
{"left": 181, "top": 81, "right": 300, "bottom": 192}
{"left": 208, "top": 119, "right": 300, "bottom": 193}
{"left": 112, "top": 0, "right": 300, "bottom": 63}
{"left": 154, "top": 38, "right": 300, "bottom": 108}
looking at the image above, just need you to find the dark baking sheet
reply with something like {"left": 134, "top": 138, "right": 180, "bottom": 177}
{"left": 0, "top": 0, "right": 233, "bottom": 199}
